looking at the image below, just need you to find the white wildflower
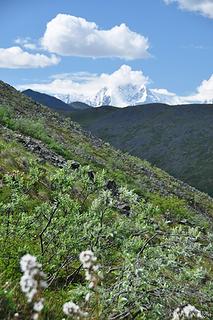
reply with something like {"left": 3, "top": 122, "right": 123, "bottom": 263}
{"left": 79, "top": 250, "right": 97, "bottom": 269}
{"left": 88, "top": 282, "right": 95, "bottom": 289}
{"left": 63, "top": 301, "right": 88, "bottom": 318}
{"left": 20, "top": 254, "right": 40, "bottom": 273}
{"left": 20, "top": 254, "right": 47, "bottom": 318}
{"left": 172, "top": 304, "right": 203, "bottom": 319}
{"left": 20, "top": 274, "right": 37, "bottom": 302}
{"left": 62, "top": 250, "right": 101, "bottom": 318}
{"left": 33, "top": 299, "right": 44, "bottom": 312}
{"left": 79, "top": 250, "right": 100, "bottom": 290}
{"left": 32, "top": 313, "right": 39, "bottom": 320}
{"left": 85, "top": 293, "right": 91, "bottom": 302}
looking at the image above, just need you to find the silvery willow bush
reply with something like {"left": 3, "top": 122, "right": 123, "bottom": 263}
{"left": 0, "top": 160, "right": 212, "bottom": 319}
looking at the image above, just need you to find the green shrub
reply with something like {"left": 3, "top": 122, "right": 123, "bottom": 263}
{"left": 0, "top": 161, "right": 212, "bottom": 319}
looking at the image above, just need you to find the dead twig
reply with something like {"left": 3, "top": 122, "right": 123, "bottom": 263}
{"left": 38, "top": 201, "right": 60, "bottom": 255}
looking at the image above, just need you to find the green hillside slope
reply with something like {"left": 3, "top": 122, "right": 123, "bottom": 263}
{"left": 0, "top": 81, "right": 213, "bottom": 319}
{"left": 70, "top": 104, "right": 213, "bottom": 197}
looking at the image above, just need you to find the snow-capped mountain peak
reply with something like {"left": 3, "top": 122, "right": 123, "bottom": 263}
{"left": 55, "top": 83, "right": 149, "bottom": 107}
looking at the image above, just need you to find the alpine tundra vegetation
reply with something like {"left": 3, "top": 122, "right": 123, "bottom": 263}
{"left": 0, "top": 81, "right": 213, "bottom": 319}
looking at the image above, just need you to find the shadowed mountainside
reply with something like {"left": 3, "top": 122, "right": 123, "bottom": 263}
{"left": 70, "top": 104, "right": 213, "bottom": 196}
{"left": 23, "top": 89, "right": 91, "bottom": 111}
{"left": 23, "top": 89, "right": 74, "bottom": 112}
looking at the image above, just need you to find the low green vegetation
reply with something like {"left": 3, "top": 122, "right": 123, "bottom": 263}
{"left": 0, "top": 105, "right": 69, "bottom": 158}
{"left": 1, "top": 159, "right": 213, "bottom": 319}
{"left": 0, "top": 81, "right": 213, "bottom": 319}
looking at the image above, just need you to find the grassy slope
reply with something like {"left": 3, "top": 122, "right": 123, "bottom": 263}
{"left": 1, "top": 82, "right": 213, "bottom": 217}
{"left": 0, "top": 81, "right": 213, "bottom": 319}
{"left": 69, "top": 104, "right": 213, "bottom": 197}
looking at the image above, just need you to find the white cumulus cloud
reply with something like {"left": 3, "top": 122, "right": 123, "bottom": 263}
{"left": 150, "top": 88, "right": 183, "bottom": 104}
{"left": 0, "top": 47, "right": 60, "bottom": 69}
{"left": 164, "top": 0, "right": 213, "bottom": 18}
{"left": 41, "top": 14, "right": 150, "bottom": 59}
{"left": 14, "top": 37, "right": 37, "bottom": 50}
{"left": 189, "top": 74, "right": 213, "bottom": 102}
{"left": 154, "top": 74, "right": 213, "bottom": 104}
{"left": 159, "top": 74, "right": 213, "bottom": 104}
{"left": 50, "top": 71, "right": 98, "bottom": 82}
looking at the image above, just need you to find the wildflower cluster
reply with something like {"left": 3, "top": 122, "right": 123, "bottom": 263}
{"left": 62, "top": 250, "right": 100, "bottom": 318}
{"left": 172, "top": 304, "right": 203, "bottom": 319}
{"left": 20, "top": 254, "right": 47, "bottom": 319}
{"left": 79, "top": 250, "right": 100, "bottom": 291}
{"left": 63, "top": 301, "right": 88, "bottom": 318}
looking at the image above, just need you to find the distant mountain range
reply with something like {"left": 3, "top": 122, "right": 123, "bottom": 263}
{"left": 23, "top": 84, "right": 213, "bottom": 108}
{"left": 48, "top": 85, "right": 183, "bottom": 107}
{"left": 23, "top": 89, "right": 91, "bottom": 111}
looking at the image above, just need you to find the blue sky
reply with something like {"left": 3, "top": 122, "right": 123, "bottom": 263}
{"left": 0, "top": 0, "right": 212, "bottom": 104}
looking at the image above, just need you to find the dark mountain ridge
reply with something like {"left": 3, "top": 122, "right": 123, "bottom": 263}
{"left": 22, "top": 89, "right": 74, "bottom": 112}
{"left": 23, "top": 89, "right": 91, "bottom": 111}
{"left": 70, "top": 103, "right": 213, "bottom": 196}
